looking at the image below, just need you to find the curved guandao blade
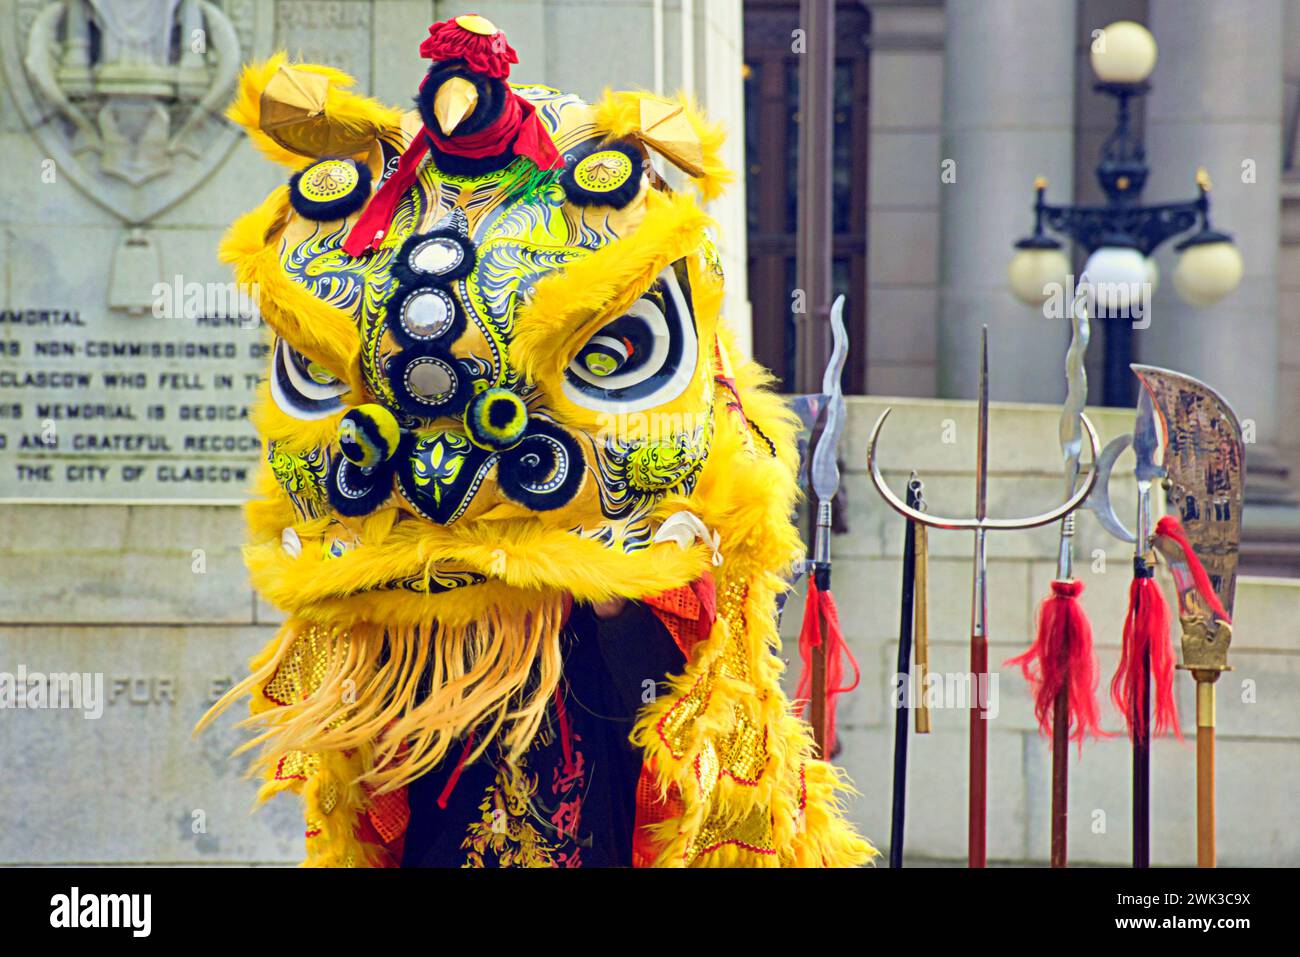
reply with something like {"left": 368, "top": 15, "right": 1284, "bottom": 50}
{"left": 1132, "top": 364, "right": 1246, "bottom": 619}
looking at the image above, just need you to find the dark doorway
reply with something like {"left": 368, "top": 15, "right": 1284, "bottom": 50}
{"left": 743, "top": 0, "right": 871, "bottom": 392}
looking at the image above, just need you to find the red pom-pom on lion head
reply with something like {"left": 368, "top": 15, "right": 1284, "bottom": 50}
{"left": 419, "top": 14, "right": 518, "bottom": 78}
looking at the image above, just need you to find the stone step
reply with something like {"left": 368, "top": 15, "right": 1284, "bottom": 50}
{"left": 1243, "top": 446, "right": 1300, "bottom": 574}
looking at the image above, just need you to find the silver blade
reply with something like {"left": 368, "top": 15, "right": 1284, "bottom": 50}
{"left": 810, "top": 295, "right": 848, "bottom": 506}
{"left": 1084, "top": 433, "right": 1136, "bottom": 544}
{"left": 1133, "top": 386, "right": 1164, "bottom": 485}
{"left": 1059, "top": 279, "right": 1090, "bottom": 500}
{"left": 1133, "top": 364, "right": 1246, "bottom": 618}
{"left": 787, "top": 392, "right": 828, "bottom": 493}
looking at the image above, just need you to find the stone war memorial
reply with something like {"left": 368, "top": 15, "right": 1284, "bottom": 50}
{"left": 0, "top": 0, "right": 1297, "bottom": 904}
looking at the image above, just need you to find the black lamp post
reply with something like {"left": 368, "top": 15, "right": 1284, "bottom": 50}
{"left": 1008, "top": 21, "right": 1242, "bottom": 407}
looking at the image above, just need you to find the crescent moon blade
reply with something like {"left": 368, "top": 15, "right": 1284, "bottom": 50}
{"left": 1084, "top": 433, "right": 1136, "bottom": 544}
{"left": 867, "top": 408, "right": 978, "bottom": 531}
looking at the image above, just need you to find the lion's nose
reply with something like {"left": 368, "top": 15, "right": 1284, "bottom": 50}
{"left": 464, "top": 388, "right": 528, "bottom": 451}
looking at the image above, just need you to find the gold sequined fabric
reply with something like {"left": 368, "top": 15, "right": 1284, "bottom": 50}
{"left": 263, "top": 624, "right": 334, "bottom": 706}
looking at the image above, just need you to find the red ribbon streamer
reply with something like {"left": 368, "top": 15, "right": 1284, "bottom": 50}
{"left": 795, "top": 579, "right": 860, "bottom": 755}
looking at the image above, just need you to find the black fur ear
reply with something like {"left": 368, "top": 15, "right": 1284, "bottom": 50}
{"left": 289, "top": 159, "right": 373, "bottom": 221}
{"left": 497, "top": 419, "right": 586, "bottom": 511}
{"left": 560, "top": 138, "right": 645, "bottom": 209}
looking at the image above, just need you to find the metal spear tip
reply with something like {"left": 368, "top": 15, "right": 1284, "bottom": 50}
{"left": 976, "top": 326, "right": 989, "bottom": 522}
{"left": 809, "top": 296, "right": 850, "bottom": 507}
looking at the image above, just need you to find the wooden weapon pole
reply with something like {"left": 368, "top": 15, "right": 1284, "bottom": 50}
{"left": 1050, "top": 688, "right": 1069, "bottom": 867}
{"left": 1195, "top": 674, "right": 1218, "bottom": 867}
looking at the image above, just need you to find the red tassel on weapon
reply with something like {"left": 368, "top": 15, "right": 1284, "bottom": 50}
{"left": 1006, "top": 579, "right": 1104, "bottom": 748}
{"left": 1153, "top": 516, "right": 1231, "bottom": 622}
{"left": 795, "top": 579, "right": 860, "bottom": 755}
{"left": 1112, "top": 571, "right": 1180, "bottom": 740}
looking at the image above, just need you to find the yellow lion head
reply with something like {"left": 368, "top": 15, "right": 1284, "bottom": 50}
{"left": 207, "top": 19, "right": 871, "bottom": 869}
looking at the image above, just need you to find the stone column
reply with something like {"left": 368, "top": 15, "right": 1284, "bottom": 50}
{"left": 938, "top": 0, "right": 1078, "bottom": 402}
{"left": 693, "top": 0, "right": 754, "bottom": 357}
{"left": 1144, "top": 0, "right": 1283, "bottom": 444}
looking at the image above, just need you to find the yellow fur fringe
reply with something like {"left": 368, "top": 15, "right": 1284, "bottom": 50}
{"left": 202, "top": 596, "right": 568, "bottom": 802}
{"left": 219, "top": 188, "right": 365, "bottom": 394}
{"left": 512, "top": 189, "right": 713, "bottom": 387}
{"left": 593, "top": 89, "right": 734, "bottom": 202}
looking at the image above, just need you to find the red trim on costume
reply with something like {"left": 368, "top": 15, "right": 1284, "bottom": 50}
{"left": 436, "top": 729, "right": 477, "bottom": 810}
{"left": 644, "top": 572, "right": 717, "bottom": 658}
{"left": 553, "top": 683, "right": 577, "bottom": 775}
{"left": 655, "top": 673, "right": 714, "bottom": 760}
{"left": 720, "top": 727, "right": 768, "bottom": 787}
{"left": 694, "top": 838, "right": 778, "bottom": 858}
{"left": 631, "top": 761, "right": 684, "bottom": 868}
{"left": 365, "top": 786, "right": 411, "bottom": 845}
{"left": 274, "top": 754, "right": 309, "bottom": 781}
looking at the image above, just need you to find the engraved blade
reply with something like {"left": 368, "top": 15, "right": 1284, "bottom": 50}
{"left": 810, "top": 296, "right": 849, "bottom": 506}
{"left": 1133, "top": 365, "right": 1246, "bottom": 618}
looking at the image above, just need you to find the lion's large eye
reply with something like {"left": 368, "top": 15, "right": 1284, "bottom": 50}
{"left": 562, "top": 265, "right": 697, "bottom": 413}
{"left": 271, "top": 339, "right": 347, "bottom": 419}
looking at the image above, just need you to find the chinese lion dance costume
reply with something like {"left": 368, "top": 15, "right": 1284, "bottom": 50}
{"left": 203, "top": 13, "right": 874, "bottom": 868}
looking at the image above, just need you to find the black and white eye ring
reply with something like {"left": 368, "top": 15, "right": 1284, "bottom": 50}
{"left": 561, "top": 264, "right": 698, "bottom": 414}
{"left": 270, "top": 338, "right": 348, "bottom": 420}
